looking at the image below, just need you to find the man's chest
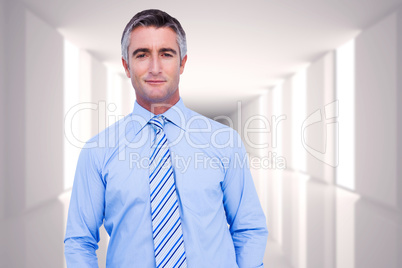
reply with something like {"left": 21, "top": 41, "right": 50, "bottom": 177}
{"left": 102, "top": 145, "right": 227, "bottom": 217}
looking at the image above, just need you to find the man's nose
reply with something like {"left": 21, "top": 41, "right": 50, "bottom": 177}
{"left": 149, "top": 56, "right": 161, "bottom": 75}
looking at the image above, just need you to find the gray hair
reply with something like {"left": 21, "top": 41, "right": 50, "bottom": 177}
{"left": 121, "top": 9, "right": 187, "bottom": 64}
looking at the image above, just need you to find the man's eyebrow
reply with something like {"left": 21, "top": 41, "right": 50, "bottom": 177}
{"left": 159, "top": 48, "right": 177, "bottom": 55}
{"left": 132, "top": 48, "right": 150, "bottom": 57}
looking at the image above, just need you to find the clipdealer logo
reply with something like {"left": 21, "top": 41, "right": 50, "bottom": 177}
{"left": 301, "top": 100, "right": 339, "bottom": 167}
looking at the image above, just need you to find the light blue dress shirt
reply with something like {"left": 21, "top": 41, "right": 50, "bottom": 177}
{"left": 64, "top": 98, "right": 268, "bottom": 267}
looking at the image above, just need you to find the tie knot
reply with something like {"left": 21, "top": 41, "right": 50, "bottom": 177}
{"left": 149, "top": 115, "right": 165, "bottom": 131}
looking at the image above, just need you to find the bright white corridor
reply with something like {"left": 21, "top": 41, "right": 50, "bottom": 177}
{"left": 1, "top": 0, "right": 402, "bottom": 267}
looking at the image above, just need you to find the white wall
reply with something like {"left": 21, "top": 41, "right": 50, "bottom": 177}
{"left": 25, "top": 9, "right": 65, "bottom": 267}
{"left": 2, "top": 1, "right": 65, "bottom": 266}
{"left": 3, "top": 1, "right": 29, "bottom": 266}
{"left": 353, "top": 8, "right": 402, "bottom": 268}
{"left": 399, "top": 8, "right": 402, "bottom": 213}
{"left": 236, "top": 96, "right": 269, "bottom": 157}
{"left": 25, "top": 7, "right": 64, "bottom": 210}
{"left": 305, "top": 52, "right": 336, "bottom": 184}
{"left": 0, "top": 0, "right": 5, "bottom": 218}
{"left": 0, "top": 0, "right": 6, "bottom": 266}
{"left": 1, "top": 1, "right": 121, "bottom": 267}
{"left": 90, "top": 55, "right": 108, "bottom": 136}
{"left": 275, "top": 57, "right": 336, "bottom": 267}
{"left": 355, "top": 10, "right": 399, "bottom": 209}
{"left": 305, "top": 52, "right": 337, "bottom": 267}
{"left": 106, "top": 70, "right": 135, "bottom": 127}
{"left": 281, "top": 79, "right": 293, "bottom": 171}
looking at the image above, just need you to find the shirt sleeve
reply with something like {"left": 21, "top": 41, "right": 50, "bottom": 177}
{"left": 222, "top": 133, "right": 269, "bottom": 268}
{"left": 64, "top": 145, "right": 106, "bottom": 268}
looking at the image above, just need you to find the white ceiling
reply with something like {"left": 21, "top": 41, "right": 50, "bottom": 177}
{"left": 22, "top": 0, "right": 402, "bottom": 117}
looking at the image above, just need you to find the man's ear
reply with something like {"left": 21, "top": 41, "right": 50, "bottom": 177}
{"left": 122, "top": 57, "right": 131, "bottom": 78}
{"left": 179, "top": 55, "right": 187, "bottom": 75}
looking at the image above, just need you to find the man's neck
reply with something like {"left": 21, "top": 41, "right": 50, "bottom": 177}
{"left": 137, "top": 96, "right": 180, "bottom": 115}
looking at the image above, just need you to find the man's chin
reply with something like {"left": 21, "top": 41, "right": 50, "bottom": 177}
{"left": 146, "top": 94, "right": 169, "bottom": 103}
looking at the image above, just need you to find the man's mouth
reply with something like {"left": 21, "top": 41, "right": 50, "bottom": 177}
{"left": 145, "top": 80, "right": 166, "bottom": 85}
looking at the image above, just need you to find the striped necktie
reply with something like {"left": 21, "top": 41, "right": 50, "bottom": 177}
{"left": 148, "top": 115, "right": 187, "bottom": 268}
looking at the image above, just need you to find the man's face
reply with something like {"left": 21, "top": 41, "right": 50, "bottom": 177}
{"left": 122, "top": 26, "right": 187, "bottom": 111}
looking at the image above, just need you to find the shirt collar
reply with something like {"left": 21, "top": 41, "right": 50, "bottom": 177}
{"left": 131, "top": 98, "right": 188, "bottom": 134}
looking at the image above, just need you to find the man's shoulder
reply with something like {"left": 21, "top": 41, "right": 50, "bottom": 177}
{"left": 185, "top": 108, "right": 236, "bottom": 133}
{"left": 82, "top": 112, "right": 136, "bottom": 150}
{"left": 184, "top": 107, "right": 243, "bottom": 151}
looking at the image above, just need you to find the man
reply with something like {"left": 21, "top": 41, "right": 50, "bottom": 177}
{"left": 64, "top": 9, "right": 268, "bottom": 268}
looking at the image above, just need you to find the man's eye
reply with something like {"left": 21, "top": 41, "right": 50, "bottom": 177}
{"left": 162, "top": 53, "right": 173, "bottom": 57}
{"left": 136, "top": 54, "right": 146, "bottom": 58}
